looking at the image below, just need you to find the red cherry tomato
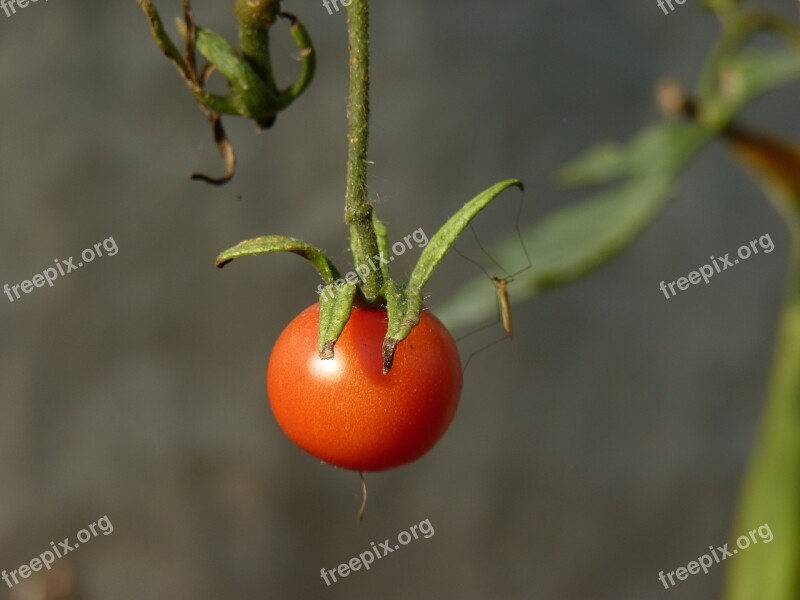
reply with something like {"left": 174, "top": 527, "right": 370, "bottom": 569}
{"left": 267, "top": 303, "right": 462, "bottom": 471}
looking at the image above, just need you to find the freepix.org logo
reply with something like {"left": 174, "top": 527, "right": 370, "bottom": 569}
{"left": 1, "top": 0, "right": 50, "bottom": 18}
{"left": 4, "top": 236, "right": 119, "bottom": 303}
{"left": 321, "top": 0, "right": 350, "bottom": 16}
{"left": 658, "top": 523, "right": 773, "bottom": 590}
{"left": 315, "top": 228, "right": 428, "bottom": 300}
{"left": 658, "top": 233, "right": 774, "bottom": 299}
{"left": 320, "top": 518, "right": 434, "bottom": 586}
{"left": 2, "top": 516, "right": 114, "bottom": 590}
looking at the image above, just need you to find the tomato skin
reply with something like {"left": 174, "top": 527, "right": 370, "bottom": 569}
{"left": 267, "top": 303, "right": 462, "bottom": 471}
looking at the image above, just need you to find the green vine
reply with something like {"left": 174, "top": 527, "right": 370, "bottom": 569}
{"left": 210, "top": 0, "right": 523, "bottom": 372}
{"left": 343, "top": 0, "right": 383, "bottom": 302}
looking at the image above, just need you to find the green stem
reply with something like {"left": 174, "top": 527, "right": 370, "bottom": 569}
{"left": 726, "top": 227, "right": 800, "bottom": 600}
{"left": 345, "top": 0, "right": 383, "bottom": 303}
{"left": 235, "top": 0, "right": 279, "bottom": 86}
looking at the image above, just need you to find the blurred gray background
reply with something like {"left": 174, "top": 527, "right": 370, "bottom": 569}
{"left": 0, "top": 0, "right": 797, "bottom": 598}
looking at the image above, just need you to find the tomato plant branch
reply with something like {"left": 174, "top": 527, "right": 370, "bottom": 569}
{"left": 344, "top": 0, "right": 384, "bottom": 302}
{"left": 213, "top": 0, "right": 523, "bottom": 372}
{"left": 138, "top": 0, "right": 315, "bottom": 181}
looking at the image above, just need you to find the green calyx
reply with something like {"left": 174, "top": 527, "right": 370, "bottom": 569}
{"left": 138, "top": 0, "right": 315, "bottom": 182}
{"left": 216, "top": 179, "right": 524, "bottom": 373}
{"left": 213, "top": 0, "right": 524, "bottom": 373}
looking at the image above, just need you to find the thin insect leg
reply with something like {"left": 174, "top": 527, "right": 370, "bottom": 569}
{"left": 356, "top": 471, "right": 368, "bottom": 522}
{"left": 452, "top": 245, "right": 494, "bottom": 280}
{"left": 465, "top": 188, "right": 530, "bottom": 280}
{"left": 461, "top": 334, "right": 510, "bottom": 375}
{"left": 507, "top": 190, "right": 533, "bottom": 280}
{"left": 452, "top": 242, "right": 507, "bottom": 339}
{"left": 469, "top": 224, "right": 511, "bottom": 280}
{"left": 451, "top": 244, "right": 505, "bottom": 337}
{"left": 455, "top": 317, "right": 500, "bottom": 343}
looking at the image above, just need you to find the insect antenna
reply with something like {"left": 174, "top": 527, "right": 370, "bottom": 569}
{"left": 461, "top": 333, "right": 511, "bottom": 374}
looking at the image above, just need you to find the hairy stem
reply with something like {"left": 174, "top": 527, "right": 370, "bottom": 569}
{"left": 235, "top": 0, "right": 280, "bottom": 91}
{"left": 345, "top": 0, "right": 383, "bottom": 302}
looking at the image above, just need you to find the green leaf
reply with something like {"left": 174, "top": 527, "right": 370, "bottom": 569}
{"left": 372, "top": 212, "right": 392, "bottom": 283}
{"left": 726, "top": 242, "right": 800, "bottom": 600}
{"left": 318, "top": 281, "right": 358, "bottom": 358}
{"left": 409, "top": 179, "right": 524, "bottom": 290}
{"left": 438, "top": 122, "right": 708, "bottom": 332}
{"left": 279, "top": 15, "right": 316, "bottom": 108}
{"left": 559, "top": 122, "right": 709, "bottom": 187}
{"left": 188, "top": 25, "right": 280, "bottom": 120}
{"left": 702, "top": 0, "right": 741, "bottom": 12}
{"left": 381, "top": 280, "right": 423, "bottom": 374}
{"left": 438, "top": 47, "right": 800, "bottom": 333}
{"left": 215, "top": 235, "right": 341, "bottom": 285}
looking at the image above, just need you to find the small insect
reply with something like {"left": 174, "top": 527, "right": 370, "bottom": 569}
{"left": 455, "top": 191, "right": 531, "bottom": 371}
{"left": 493, "top": 277, "right": 513, "bottom": 337}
